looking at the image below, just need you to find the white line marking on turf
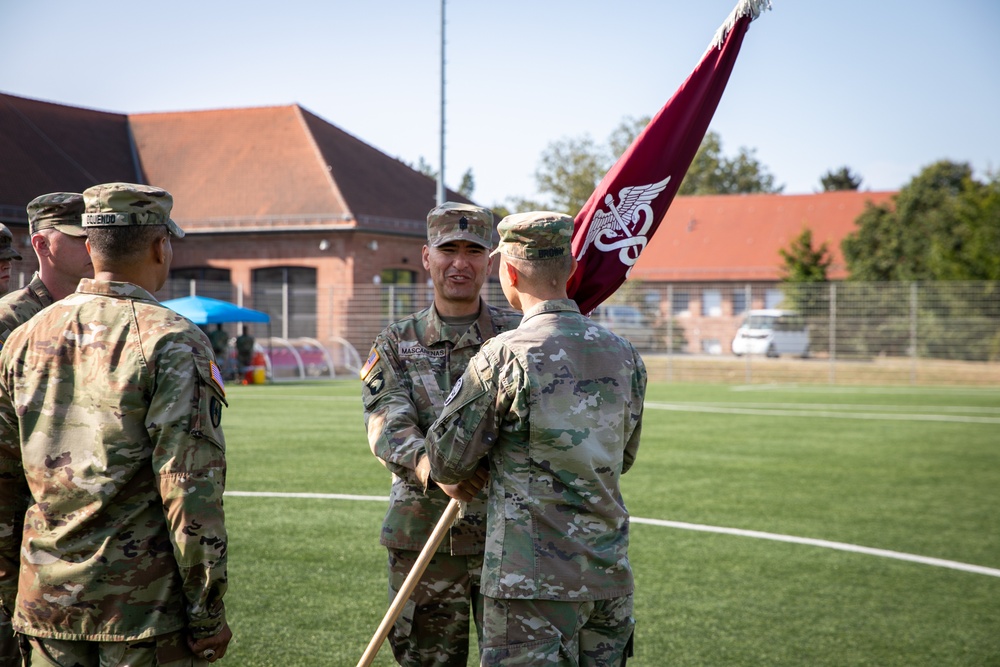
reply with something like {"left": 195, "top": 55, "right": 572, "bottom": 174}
{"left": 630, "top": 517, "right": 1000, "bottom": 578}
{"left": 224, "top": 491, "right": 1000, "bottom": 579}
{"left": 644, "top": 401, "right": 1000, "bottom": 424}
{"left": 226, "top": 490, "right": 389, "bottom": 502}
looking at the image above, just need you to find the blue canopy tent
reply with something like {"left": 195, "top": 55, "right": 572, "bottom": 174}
{"left": 161, "top": 295, "right": 272, "bottom": 382}
{"left": 160, "top": 295, "right": 270, "bottom": 325}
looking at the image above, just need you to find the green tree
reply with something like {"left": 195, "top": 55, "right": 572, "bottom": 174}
{"left": 533, "top": 135, "right": 607, "bottom": 214}
{"left": 677, "top": 131, "right": 783, "bottom": 195}
{"left": 523, "top": 123, "right": 782, "bottom": 214}
{"left": 839, "top": 161, "right": 1000, "bottom": 361}
{"left": 842, "top": 160, "right": 974, "bottom": 281}
{"left": 457, "top": 168, "right": 475, "bottom": 199}
{"left": 820, "top": 166, "right": 863, "bottom": 191}
{"left": 927, "top": 171, "right": 1000, "bottom": 280}
{"left": 607, "top": 115, "right": 651, "bottom": 159}
{"left": 414, "top": 156, "right": 436, "bottom": 179}
{"left": 780, "top": 227, "right": 832, "bottom": 283}
{"left": 779, "top": 228, "right": 833, "bottom": 352}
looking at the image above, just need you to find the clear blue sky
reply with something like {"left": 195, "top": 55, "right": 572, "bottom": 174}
{"left": 2, "top": 0, "right": 998, "bottom": 208}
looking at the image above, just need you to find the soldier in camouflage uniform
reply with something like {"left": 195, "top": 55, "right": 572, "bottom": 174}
{"left": 426, "top": 211, "right": 647, "bottom": 666}
{"left": 0, "top": 194, "right": 93, "bottom": 665}
{"left": 0, "top": 183, "right": 231, "bottom": 666}
{"left": 362, "top": 202, "right": 521, "bottom": 666}
{"left": 0, "top": 224, "right": 23, "bottom": 295}
{"left": 0, "top": 192, "right": 93, "bottom": 350}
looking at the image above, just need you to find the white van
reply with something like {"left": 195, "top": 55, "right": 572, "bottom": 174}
{"left": 731, "top": 309, "right": 810, "bottom": 358}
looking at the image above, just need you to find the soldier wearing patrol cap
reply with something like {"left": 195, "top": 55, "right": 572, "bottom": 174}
{"left": 0, "top": 193, "right": 94, "bottom": 352}
{"left": 362, "top": 202, "right": 521, "bottom": 666}
{"left": 0, "top": 183, "right": 231, "bottom": 665}
{"left": 0, "top": 224, "right": 23, "bottom": 295}
{"left": 426, "top": 211, "right": 647, "bottom": 666}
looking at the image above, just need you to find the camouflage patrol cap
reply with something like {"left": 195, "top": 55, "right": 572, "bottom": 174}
{"left": 426, "top": 202, "right": 493, "bottom": 249}
{"left": 27, "top": 192, "right": 87, "bottom": 237}
{"left": 81, "top": 182, "right": 186, "bottom": 238}
{"left": 491, "top": 211, "right": 574, "bottom": 261}
{"left": 0, "top": 224, "right": 22, "bottom": 261}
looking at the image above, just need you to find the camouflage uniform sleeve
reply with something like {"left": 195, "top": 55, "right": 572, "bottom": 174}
{"left": 623, "top": 344, "right": 648, "bottom": 475}
{"left": 361, "top": 336, "right": 427, "bottom": 482}
{"left": 0, "top": 366, "right": 26, "bottom": 610}
{"left": 147, "top": 334, "right": 228, "bottom": 640}
{"left": 426, "top": 341, "right": 517, "bottom": 484}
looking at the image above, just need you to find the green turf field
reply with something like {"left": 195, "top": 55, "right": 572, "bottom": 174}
{"left": 219, "top": 380, "right": 1000, "bottom": 666}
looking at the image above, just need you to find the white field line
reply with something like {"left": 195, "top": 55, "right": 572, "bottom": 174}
{"left": 664, "top": 401, "right": 1000, "bottom": 414}
{"left": 226, "top": 490, "right": 389, "bottom": 502}
{"left": 631, "top": 516, "right": 1000, "bottom": 578}
{"left": 644, "top": 401, "right": 1000, "bottom": 424}
{"left": 732, "top": 384, "right": 1000, "bottom": 396}
{"left": 224, "top": 490, "right": 1000, "bottom": 579}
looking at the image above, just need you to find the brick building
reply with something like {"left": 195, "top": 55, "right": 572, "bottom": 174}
{"left": 1, "top": 91, "right": 897, "bottom": 357}
{"left": 0, "top": 91, "right": 470, "bottom": 351}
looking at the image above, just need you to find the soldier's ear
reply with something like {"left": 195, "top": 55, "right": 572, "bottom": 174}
{"left": 30, "top": 234, "right": 51, "bottom": 259}
{"left": 501, "top": 256, "right": 518, "bottom": 287}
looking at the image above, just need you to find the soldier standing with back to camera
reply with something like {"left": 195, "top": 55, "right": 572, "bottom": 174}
{"left": 426, "top": 211, "right": 647, "bottom": 666}
{"left": 361, "top": 202, "right": 521, "bottom": 666}
{"left": 0, "top": 182, "right": 231, "bottom": 666}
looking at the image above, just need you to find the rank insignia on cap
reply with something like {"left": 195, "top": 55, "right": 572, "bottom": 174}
{"left": 210, "top": 361, "right": 226, "bottom": 396}
{"left": 459, "top": 216, "right": 468, "bottom": 231}
{"left": 360, "top": 348, "right": 380, "bottom": 380}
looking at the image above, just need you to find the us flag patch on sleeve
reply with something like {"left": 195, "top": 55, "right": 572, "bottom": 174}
{"left": 360, "top": 348, "right": 379, "bottom": 380}
{"left": 210, "top": 360, "right": 226, "bottom": 396}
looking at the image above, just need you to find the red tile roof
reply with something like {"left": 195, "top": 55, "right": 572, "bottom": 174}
{"left": 130, "top": 106, "right": 347, "bottom": 226}
{"left": 630, "top": 190, "right": 896, "bottom": 282}
{"left": 2, "top": 94, "right": 469, "bottom": 235}
{"left": 130, "top": 104, "right": 468, "bottom": 233}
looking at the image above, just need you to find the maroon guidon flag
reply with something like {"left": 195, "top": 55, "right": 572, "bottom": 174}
{"left": 568, "top": 0, "right": 771, "bottom": 315}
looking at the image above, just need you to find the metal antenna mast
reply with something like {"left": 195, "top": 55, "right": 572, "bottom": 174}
{"left": 436, "top": 0, "right": 446, "bottom": 205}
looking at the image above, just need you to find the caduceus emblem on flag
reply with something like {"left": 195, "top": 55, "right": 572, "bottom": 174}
{"left": 568, "top": 0, "right": 770, "bottom": 316}
{"left": 575, "top": 176, "right": 671, "bottom": 271}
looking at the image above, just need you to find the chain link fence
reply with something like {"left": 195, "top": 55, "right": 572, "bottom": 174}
{"left": 154, "top": 277, "right": 1000, "bottom": 387}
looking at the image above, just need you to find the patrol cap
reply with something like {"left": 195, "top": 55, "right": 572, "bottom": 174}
{"left": 81, "top": 182, "right": 186, "bottom": 238}
{"left": 0, "top": 224, "right": 22, "bottom": 261}
{"left": 426, "top": 202, "right": 493, "bottom": 249}
{"left": 490, "top": 211, "right": 574, "bottom": 261}
{"left": 27, "top": 192, "right": 87, "bottom": 237}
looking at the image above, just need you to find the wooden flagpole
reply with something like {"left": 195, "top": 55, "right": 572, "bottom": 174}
{"left": 356, "top": 497, "right": 462, "bottom": 667}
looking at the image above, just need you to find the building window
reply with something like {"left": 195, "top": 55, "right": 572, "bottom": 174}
{"left": 253, "top": 266, "right": 317, "bottom": 338}
{"left": 165, "top": 267, "right": 232, "bottom": 301}
{"left": 765, "top": 288, "right": 784, "bottom": 310}
{"left": 702, "top": 289, "right": 722, "bottom": 317}
{"left": 732, "top": 289, "right": 748, "bottom": 316}
{"left": 671, "top": 290, "right": 690, "bottom": 317}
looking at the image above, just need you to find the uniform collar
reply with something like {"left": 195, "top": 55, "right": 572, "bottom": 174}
{"left": 76, "top": 278, "right": 159, "bottom": 303}
{"left": 521, "top": 298, "right": 580, "bottom": 323}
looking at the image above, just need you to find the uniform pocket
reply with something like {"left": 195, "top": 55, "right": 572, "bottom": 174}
{"left": 481, "top": 634, "right": 562, "bottom": 667}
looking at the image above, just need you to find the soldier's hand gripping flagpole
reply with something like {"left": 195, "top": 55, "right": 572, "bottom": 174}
{"left": 357, "top": 2, "right": 770, "bottom": 664}
{"left": 356, "top": 497, "right": 462, "bottom": 667}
